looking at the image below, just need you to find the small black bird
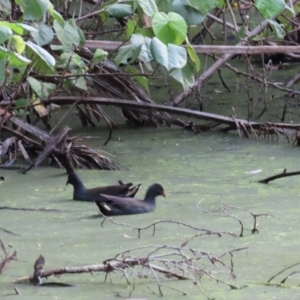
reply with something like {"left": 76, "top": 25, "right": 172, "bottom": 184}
{"left": 66, "top": 172, "right": 140, "bottom": 202}
{"left": 95, "top": 183, "right": 166, "bottom": 216}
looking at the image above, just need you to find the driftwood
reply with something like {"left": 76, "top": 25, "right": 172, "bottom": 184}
{"left": 257, "top": 169, "right": 300, "bottom": 184}
{"left": 15, "top": 256, "right": 189, "bottom": 284}
{"left": 15, "top": 244, "right": 246, "bottom": 295}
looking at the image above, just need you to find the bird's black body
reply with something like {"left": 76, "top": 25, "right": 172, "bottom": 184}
{"left": 66, "top": 172, "right": 140, "bottom": 202}
{"left": 95, "top": 183, "right": 166, "bottom": 216}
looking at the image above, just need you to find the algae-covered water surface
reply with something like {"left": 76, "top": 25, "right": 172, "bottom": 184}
{"left": 1, "top": 123, "right": 300, "bottom": 299}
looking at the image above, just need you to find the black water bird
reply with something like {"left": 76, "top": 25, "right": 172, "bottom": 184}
{"left": 66, "top": 172, "right": 140, "bottom": 202}
{"left": 95, "top": 183, "right": 166, "bottom": 216}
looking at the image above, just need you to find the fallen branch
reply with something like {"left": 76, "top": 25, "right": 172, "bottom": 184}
{"left": 15, "top": 244, "right": 245, "bottom": 296}
{"left": 99, "top": 215, "right": 237, "bottom": 239}
{"left": 197, "top": 199, "right": 271, "bottom": 236}
{"left": 257, "top": 169, "right": 300, "bottom": 184}
{"left": 41, "top": 96, "right": 300, "bottom": 133}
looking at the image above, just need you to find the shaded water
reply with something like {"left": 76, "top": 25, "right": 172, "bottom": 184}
{"left": 1, "top": 123, "right": 300, "bottom": 299}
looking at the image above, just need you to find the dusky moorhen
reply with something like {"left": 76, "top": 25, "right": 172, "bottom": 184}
{"left": 95, "top": 183, "right": 166, "bottom": 216}
{"left": 66, "top": 172, "right": 141, "bottom": 201}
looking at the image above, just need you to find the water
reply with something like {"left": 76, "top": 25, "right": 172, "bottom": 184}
{"left": 1, "top": 124, "right": 300, "bottom": 299}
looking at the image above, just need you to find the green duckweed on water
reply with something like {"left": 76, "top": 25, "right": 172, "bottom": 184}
{"left": 1, "top": 126, "right": 300, "bottom": 299}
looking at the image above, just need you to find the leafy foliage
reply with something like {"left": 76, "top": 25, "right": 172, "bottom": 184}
{"left": 0, "top": 0, "right": 295, "bottom": 105}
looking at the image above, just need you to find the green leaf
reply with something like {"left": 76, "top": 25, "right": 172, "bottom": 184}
{"left": 26, "top": 40, "right": 55, "bottom": 69}
{"left": 48, "top": 3, "right": 64, "bottom": 24}
{"left": 104, "top": 4, "right": 132, "bottom": 18}
{"left": 0, "top": 26, "right": 12, "bottom": 44}
{"left": 14, "top": 108, "right": 29, "bottom": 117}
{"left": 31, "top": 23, "right": 54, "bottom": 46}
{"left": 267, "top": 19, "right": 285, "bottom": 39}
{"left": 15, "top": 98, "right": 28, "bottom": 108}
{"left": 27, "top": 76, "right": 57, "bottom": 98}
{"left": 170, "top": 60, "right": 194, "bottom": 90}
{"left": 70, "top": 71, "right": 87, "bottom": 91}
{"left": 70, "top": 53, "right": 86, "bottom": 69}
{"left": 150, "top": 37, "right": 168, "bottom": 69}
{"left": 187, "top": 0, "right": 221, "bottom": 14}
{"left": 115, "top": 44, "right": 142, "bottom": 65}
{"left": 91, "top": 49, "right": 108, "bottom": 68}
{"left": 126, "top": 20, "right": 137, "bottom": 38}
{"left": 167, "top": 44, "right": 187, "bottom": 69}
{"left": 0, "top": 21, "right": 23, "bottom": 35}
{"left": 152, "top": 12, "right": 187, "bottom": 45}
{"left": 255, "top": 0, "right": 285, "bottom": 18}
{"left": 15, "top": 0, "right": 49, "bottom": 21}
{"left": 137, "top": 0, "right": 158, "bottom": 16}
{"left": 115, "top": 34, "right": 153, "bottom": 65}
{"left": 98, "top": 11, "right": 110, "bottom": 23}
{"left": 0, "top": 54, "right": 27, "bottom": 83}
{"left": 17, "top": 23, "right": 38, "bottom": 32}
{"left": 171, "top": 0, "right": 206, "bottom": 26}
{"left": 186, "top": 40, "right": 200, "bottom": 71}
{"left": 156, "top": 0, "right": 173, "bottom": 12}
{"left": 53, "top": 19, "right": 82, "bottom": 52}
{"left": 99, "top": 0, "right": 118, "bottom": 9}
{"left": 131, "top": 34, "right": 153, "bottom": 63}
{"left": 8, "top": 51, "right": 31, "bottom": 67}
{"left": 69, "top": 19, "right": 85, "bottom": 46}
{"left": 126, "top": 65, "right": 149, "bottom": 92}
{"left": 56, "top": 53, "right": 86, "bottom": 70}
{"left": 150, "top": 37, "right": 187, "bottom": 71}
{"left": 11, "top": 35, "right": 25, "bottom": 54}
{"left": 135, "top": 27, "right": 154, "bottom": 38}
{"left": 62, "top": 79, "right": 72, "bottom": 90}
{"left": 11, "top": 66, "right": 27, "bottom": 83}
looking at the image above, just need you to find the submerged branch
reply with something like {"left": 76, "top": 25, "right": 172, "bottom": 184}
{"left": 257, "top": 169, "right": 300, "bottom": 184}
{"left": 99, "top": 215, "right": 237, "bottom": 239}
